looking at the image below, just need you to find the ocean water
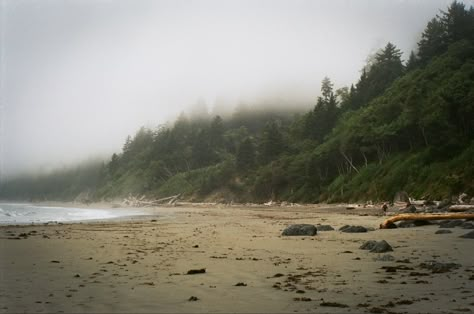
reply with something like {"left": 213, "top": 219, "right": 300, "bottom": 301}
{"left": 0, "top": 203, "right": 149, "bottom": 225}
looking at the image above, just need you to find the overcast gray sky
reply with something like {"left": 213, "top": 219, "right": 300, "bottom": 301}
{"left": 1, "top": 0, "right": 472, "bottom": 178}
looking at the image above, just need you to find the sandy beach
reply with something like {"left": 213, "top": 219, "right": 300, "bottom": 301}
{"left": 1, "top": 204, "right": 473, "bottom": 313}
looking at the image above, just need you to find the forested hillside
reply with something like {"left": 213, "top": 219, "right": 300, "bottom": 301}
{"left": 2, "top": 1, "right": 473, "bottom": 203}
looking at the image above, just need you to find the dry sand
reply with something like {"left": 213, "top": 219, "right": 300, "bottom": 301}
{"left": 0, "top": 204, "right": 473, "bottom": 313}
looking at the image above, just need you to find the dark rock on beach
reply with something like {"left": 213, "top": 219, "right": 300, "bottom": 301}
{"left": 413, "top": 220, "right": 432, "bottom": 226}
{"left": 339, "top": 225, "right": 368, "bottom": 233}
{"left": 360, "top": 240, "right": 378, "bottom": 250}
{"left": 360, "top": 240, "right": 393, "bottom": 253}
{"left": 316, "top": 224, "right": 334, "bottom": 231}
{"left": 187, "top": 268, "right": 206, "bottom": 275}
{"left": 397, "top": 221, "right": 415, "bottom": 228}
{"left": 397, "top": 220, "right": 432, "bottom": 228}
{"left": 439, "top": 220, "right": 464, "bottom": 228}
{"left": 435, "top": 229, "right": 452, "bottom": 234}
{"left": 419, "top": 261, "right": 461, "bottom": 273}
{"left": 282, "top": 224, "right": 317, "bottom": 236}
{"left": 320, "top": 302, "right": 349, "bottom": 308}
{"left": 461, "top": 222, "right": 474, "bottom": 229}
{"left": 370, "top": 240, "right": 393, "bottom": 253}
{"left": 294, "top": 297, "right": 312, "bottom": 302}
{"left": 460, "top": 230, "right": 474, "bottom": 239}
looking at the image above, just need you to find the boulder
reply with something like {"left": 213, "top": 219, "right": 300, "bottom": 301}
{"left": 282, "top": 224, "right": 317, "bottom": 236}
{"left": 360, "top": 240, "right": 393, "bottom": 253}
{"left": 461, "top": 222, "right": 474, "bottom": 229}
{"left": 439, "top": 220, "right": 464, "bottom": 228}
{"left": 316, "top": 224, "right": 334, "bottom": 231}
{"left": 339, "top": 225, "right": 368, "bottom": 233}
{"left": 460, "top": 230, "right": 474, "bottom": 239}
{"left": 370, "top": 240, "right": 393, "bottom": 253}
{"left": 360, "top": 240, "right": 378, "bottom": 250}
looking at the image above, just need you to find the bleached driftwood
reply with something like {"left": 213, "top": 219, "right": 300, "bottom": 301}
{"left": 123, "top": 194, "right": 181, "bottom": 207}
{"left": 380, "top": 213, "right": 474, "bottom": 229}
{"left": 448, "top": 205, "right": 474, "bottom": 212}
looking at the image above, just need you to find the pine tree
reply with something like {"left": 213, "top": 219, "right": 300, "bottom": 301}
{"left": 258, "top": 121, "right": 285, "bottom": 164}
{"left": 405, "top": 51, "right": 419, "bottom": 72}
{"left": 440, "top": 1, "right": 473, "bottom": 43}
{"left": 373, "top": 42, "right": 404, "bottom": 79}
{"left": 236, "top": 138, "right": 256, "bottom": 172}
{"left": 321, "top": 76, "right": 334, "bottom": 101}
{"left": 209, "top": 115, "right": 224, "bottom": 147}
{"left": 418, "top": 17, "right": 447, "bottom": 64}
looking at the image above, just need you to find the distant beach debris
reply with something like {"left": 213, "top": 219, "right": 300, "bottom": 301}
{"left": 282, "top": 224, "right": 317, "bottom": 236}
{"left": 339, "top": 225, "right": 368, "bottom": 233}
{"left": 186, "top": 268, "right": 206, "bottom": 275}
{"left": 419, "top": 261, "right": 461, "bottom": 273}
{"left": 123, "top": 193, "right": 181, "bottom": 207}
{"left": 373, "top": 254, "right": 395, "bottom": 262}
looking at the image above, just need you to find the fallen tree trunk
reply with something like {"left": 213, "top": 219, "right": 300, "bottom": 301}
{"left": 448, "top": 205, "right": 474, "bottom": 212}
{"left": 380, "top": 213, "right": 474, "bottom": 229}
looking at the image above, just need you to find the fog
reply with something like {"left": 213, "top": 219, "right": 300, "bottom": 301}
{"left": 0, "top": 0, "right": 469, "bottom": 178}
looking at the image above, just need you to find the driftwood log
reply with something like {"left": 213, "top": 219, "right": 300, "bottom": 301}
{"left": 448, "top": 205, "right": 474, "bottom": 212}
{"left": 380, "top": 213, "right": 474, "bottom": 229}
{"left": 123, "top": 194, "right": 181, "bottom": 207}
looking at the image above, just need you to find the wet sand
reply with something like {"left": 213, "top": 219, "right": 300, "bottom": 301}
{"left": 1, "top": 205, "right": 473, "bottom": 313}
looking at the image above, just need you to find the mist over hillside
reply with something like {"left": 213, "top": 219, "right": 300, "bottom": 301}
{"left": 1, "top": 1, "right": 473, "bottom": 203}
{"left": 1, "top": 0, "right": 461, "bottom": 178}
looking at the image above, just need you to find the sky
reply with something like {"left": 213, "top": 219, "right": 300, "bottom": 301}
{"left": 1, "top": 0, "right": 472, "bottom": 178}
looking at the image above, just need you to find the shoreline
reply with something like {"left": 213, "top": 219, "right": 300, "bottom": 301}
{"left": 0, "top": 200, "right": 387, "bottom": 227}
